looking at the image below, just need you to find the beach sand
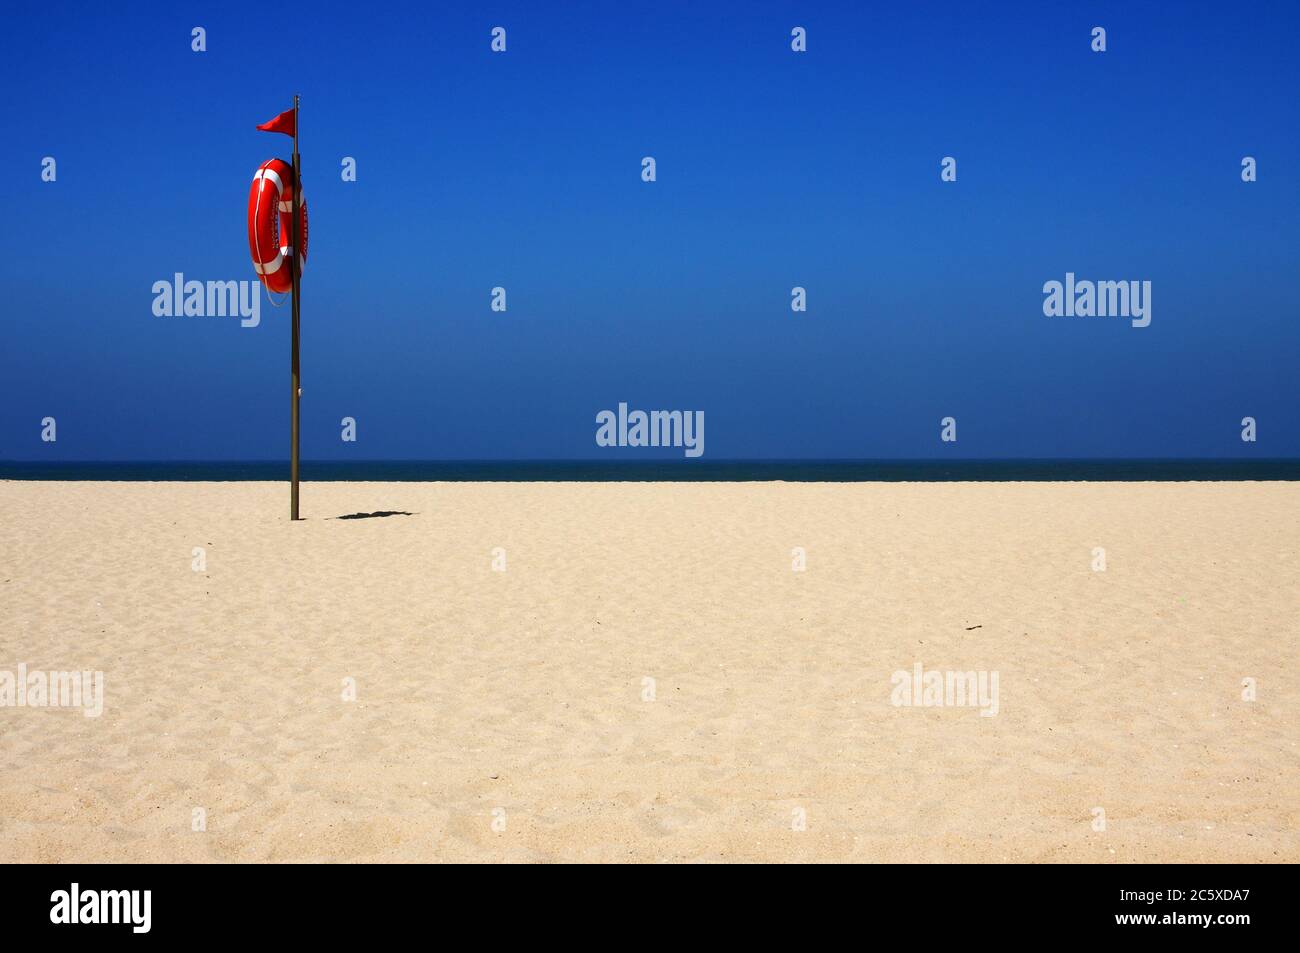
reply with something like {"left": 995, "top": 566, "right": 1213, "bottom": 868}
{"left": 1, "top": 480, "right": 1296, "bottom": 863}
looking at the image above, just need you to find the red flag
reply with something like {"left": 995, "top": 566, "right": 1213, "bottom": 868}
{"left": 256, "top": 108, "right": 296, "bottom": 137}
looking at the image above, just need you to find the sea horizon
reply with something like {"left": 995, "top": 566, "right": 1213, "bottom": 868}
{"left": 3, "top": 458, "right": 1298, "bottom": 482}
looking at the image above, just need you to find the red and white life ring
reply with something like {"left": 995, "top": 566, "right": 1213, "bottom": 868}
{"left": 247, "top": 158, "right": 308, "bottom": 294}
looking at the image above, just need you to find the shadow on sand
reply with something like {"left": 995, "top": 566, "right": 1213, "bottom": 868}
{"left": 334, "top": 510, "right": 415, "bottom": 520}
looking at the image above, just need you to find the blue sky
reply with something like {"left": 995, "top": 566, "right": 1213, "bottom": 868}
{"left": 1, "top": 1, "right": 1297, "bottom": 460}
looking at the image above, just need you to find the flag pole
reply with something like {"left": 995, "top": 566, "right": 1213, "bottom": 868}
{"left": 290, "top": 94, "right": 301, "bottom": 520}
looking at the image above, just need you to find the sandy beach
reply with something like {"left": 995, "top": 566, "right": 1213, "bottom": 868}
{"left": 1, "top": 480, "right": 1296, "bottom": 863}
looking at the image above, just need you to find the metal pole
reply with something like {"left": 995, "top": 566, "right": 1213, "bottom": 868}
{"left": 290, "top": 94, "right": 301, "bottom": 520}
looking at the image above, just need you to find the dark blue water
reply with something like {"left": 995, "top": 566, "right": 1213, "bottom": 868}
{"left": 2, "top": 460, "right": 1298, "bottom": 481}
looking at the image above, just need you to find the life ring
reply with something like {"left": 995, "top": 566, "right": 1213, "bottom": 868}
{"left": 247, "top": 158, "right": 308, "bottom": 294}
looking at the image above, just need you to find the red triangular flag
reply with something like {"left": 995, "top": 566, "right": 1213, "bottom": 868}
{"left": 256, "top": 108, "right": 296, "bottom": 137}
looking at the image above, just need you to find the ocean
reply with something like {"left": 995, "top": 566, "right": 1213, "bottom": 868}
{"left": 2, "top": 460, "right": 1298, "bottom": 482}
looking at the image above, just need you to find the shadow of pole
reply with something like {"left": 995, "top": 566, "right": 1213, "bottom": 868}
{"left": 333, "top": 511, "right": 416, "bottom": 520}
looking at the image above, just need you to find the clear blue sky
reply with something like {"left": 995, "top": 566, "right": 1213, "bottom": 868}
{"left": 1, "top": 1, "right": 1297, "bottom": 461}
